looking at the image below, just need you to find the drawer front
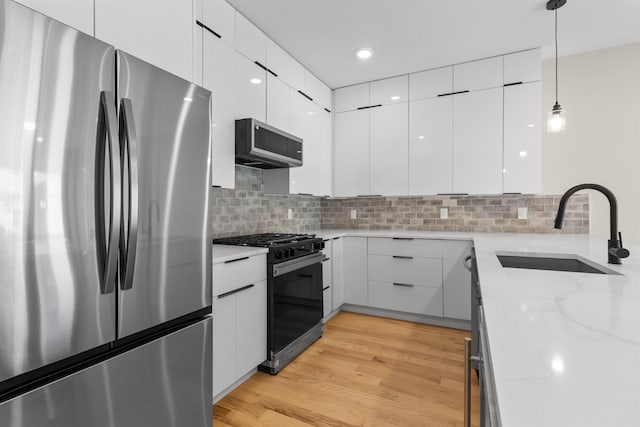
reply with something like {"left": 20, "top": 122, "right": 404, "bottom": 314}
{"left": 213, "top": 254, "right": 266, "bottom": 296}
{"left": 368, "top": 281, "right": 443, "bottom": 316}
{"left": 368, "top": 237, "right": 442, "bottom": 258}
{"left": 368, "top": 255, "right": 442, "bottom": 288}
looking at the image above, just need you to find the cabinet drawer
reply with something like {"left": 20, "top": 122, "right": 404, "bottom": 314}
{"left": 213, "top": 254, "right": 266, "bottom": 296}
{"left": 368, "top": 255, "right": 442, "bottom": 288}
{"left": 369, "top": 281, "right": 443, "bottom": 316}
{"left": 368, "top": 237, "right": 442, "bottom": 258}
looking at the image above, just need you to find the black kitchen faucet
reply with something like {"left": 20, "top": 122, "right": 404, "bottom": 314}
{"left": 554, "top": 183, "right": 630, "bottom": 264}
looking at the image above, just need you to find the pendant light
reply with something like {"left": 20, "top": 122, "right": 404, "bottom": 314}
{"left": 547, "top": 0, "right": 567, "bottom": 133}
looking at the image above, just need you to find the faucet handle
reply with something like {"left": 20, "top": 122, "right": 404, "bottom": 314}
{"left": 619, "top": 232, "right": 624, "bottom": 248}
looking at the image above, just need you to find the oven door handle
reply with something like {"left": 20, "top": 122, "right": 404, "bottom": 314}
{"left": 273, "top": 253, "right": 324, "bottom": 278}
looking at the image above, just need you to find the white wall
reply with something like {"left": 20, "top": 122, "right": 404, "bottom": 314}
{"left": 541, "top": 42, "right": 640, "bottom": 243}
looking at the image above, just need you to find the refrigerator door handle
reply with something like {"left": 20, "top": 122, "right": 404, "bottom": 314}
{"left": 95, "top": 91, "right": 122, "bottom": 294}
{"left": 119, "top": 98, "right": 139, "bottom": 291}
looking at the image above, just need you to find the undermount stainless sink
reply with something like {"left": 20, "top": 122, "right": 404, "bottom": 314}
{"left": 496, "top": 252, "right": 620, "bottom": 275}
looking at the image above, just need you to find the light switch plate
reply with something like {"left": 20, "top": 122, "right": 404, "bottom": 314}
{"left": 518, "top": 207, "right": 528, "bottom": 220}
{"left": 287, "top": 208, "right": 293, "bottom": 220}
{"left": 350, "top": 209, "right": 357, "bottom": 219}
{"left": 440, "top": 208, "right": 448, "bottom": 219}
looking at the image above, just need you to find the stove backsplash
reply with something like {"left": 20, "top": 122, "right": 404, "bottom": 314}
{"left": 211, "top": 166, "right": 322, "bottom": 239}
{"left": 321, "top": 194, "right": 589, "bottom": 234}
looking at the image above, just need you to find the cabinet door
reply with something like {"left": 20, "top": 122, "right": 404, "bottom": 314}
{"left": 305, "top": 71, "right": 331, "bottom": 110}
{"left": 322, "top": 241, "right": 333, "bottom": 317}
{"left": 266, "top": 73, "right": 291, "bottom": 133}
{"left": 343, "top": 237, "right": 368, "bottom": 306}
{"left": 212, "top": 293, "right": 236, "bottom": 397}
{"left": 370, "top": 103, "right": 409, "bottom": 196}
{"left": 334, "top": 83, "right": 369, "bottom": 113}
{"left": 332, "top": 237, "right": 345, "bottom": 308}
{"left": 443, "top": 241, "right": 471, "bottom": 321}
{"left": 235, "top": 53, "right": 267, "bottom": 123}
{"left": 504, "top": 48, "right": 541, "bottom": 84}
{"left": 317, "top": 109, "right": 333, "bottom": 196}
{"left": 235, "top": 280, "right": 267, "bottom": 378}
{"left": 409, "top": 67, "right": 453, "bottom": 101}
{"left": 503, "top": 82, "right": 541, "bottom": 194}
{"left": 267, "top": 39, "right": 305, "bottom": 90}
{"left": 370, "top": 75, "right": 408, "bottom": 106}
{"left": 193, "top": 0, "right": 203, "bottom": 86}
{"left": 453, "top": 56, "right": 503, "bottom": 92}
{"left": 95, "top": 0, "right": 193, "bottom": 81}
{"left": 235, "top": 12, "right": 266, "bottom": 64}
{"left": 409, "top": 97, "right": 453, "bottom": 195}
{"left": 203, "top": 0, "right": 236, "bottom": 45}
{"left": 203, "top": 34, "right": 237, "bottom": 189}
{"left": 289, "top": 93, "right": 318, "bottom": 195}
{"left": 15, "top": 0, "right": 94, "bottom": 35}
{"left": 334, "top": 110, "right": 370, "bottom": 196}
{"left": 453, "top": 88, "right": 503, "bottom": 194}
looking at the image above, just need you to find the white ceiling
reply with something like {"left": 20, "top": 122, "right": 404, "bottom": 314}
{"left": 226, "top": 0, "right": 640, "bottom": 89}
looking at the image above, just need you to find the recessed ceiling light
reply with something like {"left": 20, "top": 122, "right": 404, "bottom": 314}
{"left": 527, "top": 124, "right": 535, "bottom": 128}
{"left": 418, "top": 135, "right": 425, "bottom": 140}
{"left": 390, "top": 95, "right": 400, "bottom": 101}
{"left": 307, "top": 111, "right": 314, "bottom": 115}
{"left": 356, "top": 48, "right": 373, "bottom": 60}
{"left": 519, "top": 151, "right": 528, "bottom": 157}
{"left": 250, "top": 78, "right": 262, "bottom": 85}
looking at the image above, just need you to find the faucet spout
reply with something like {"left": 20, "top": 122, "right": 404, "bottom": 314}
{"left": 554, "top": 183, "right": 629, "bottom": 264}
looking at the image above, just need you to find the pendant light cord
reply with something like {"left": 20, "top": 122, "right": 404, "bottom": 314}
{"left": 555, "top": 8, "right": 559, "bottom": 104}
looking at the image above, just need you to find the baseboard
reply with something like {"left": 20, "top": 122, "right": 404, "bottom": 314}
{"left": 322, "top": 308, "right": 341, "bottom": 323}
{"left": 212, "top": 368, "right": 258, "bottom": 405}
{"left": 340, "top": 304, "right": 471, "bottom": 331}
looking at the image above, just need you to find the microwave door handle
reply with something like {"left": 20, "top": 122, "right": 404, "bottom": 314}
{"left": 95, "top": 91, "right": 121, "bottom": 294}
{"left": 119, "top": 98, "right": 139, "bottom": 291}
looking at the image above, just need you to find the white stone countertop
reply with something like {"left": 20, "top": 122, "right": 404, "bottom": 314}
{"left": 309, "top": 229, "right": 640, "bottom": 426}
{"left": 212, "top": 244, "right": 268, "bottom": 265}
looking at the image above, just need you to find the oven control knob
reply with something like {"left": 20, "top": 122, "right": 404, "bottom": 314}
{"left": 275, "top": 250, "right": 283, "bottom": 260}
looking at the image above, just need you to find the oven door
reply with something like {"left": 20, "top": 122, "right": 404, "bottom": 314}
{"left": 270, "top": 253, "right": 323, "bottom": 353}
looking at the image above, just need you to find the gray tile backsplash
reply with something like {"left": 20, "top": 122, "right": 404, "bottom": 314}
{"left": 212, "top": 167, "right": 589, "bottom": 237}
{"left": 321, "top": 194, "right": 589, "bottom": 234}
{"left": 211, "top": 166, "right": 322, "bottom": 239}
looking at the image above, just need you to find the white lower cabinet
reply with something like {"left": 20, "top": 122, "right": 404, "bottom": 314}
{"left": 343, "top": 237, "right": 368, "bottom": 306}
{"left": 331, "top": 237, "right": 345, "bottom": 308}
{"left": 321, "top": 240, "right": 333, "bottom": 318}
{"left": 212, "top": 253, "right": 267, "bottom": 400}
{"left": 368, "top": 255, "right": 442, "bottom": 287}
{"left": 443, "top": 241, "right": 472, "bottom": 320}
{"left": 368, "top": 281, "right": 444, "bottom": 316}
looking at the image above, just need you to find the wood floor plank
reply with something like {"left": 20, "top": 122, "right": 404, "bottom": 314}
{"left": 214, "top": 311, "right": 480, "bottom": 426}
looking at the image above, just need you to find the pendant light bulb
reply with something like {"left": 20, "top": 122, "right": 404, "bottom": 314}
{"left": 546, "top": 0, "right": 567, "bottom": 134}
{"left": 547, "top": 102, "right": 566, "bottom": 133}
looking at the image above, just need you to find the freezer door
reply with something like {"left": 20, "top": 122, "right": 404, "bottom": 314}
{"left": 0, "top": 317, "right": 212, "bottom": 427}
{"left": 117, "top": 51, "right": 212, "bottom": 338}
{"left": 0, "top": 1, "right": 117, "bottom": 383}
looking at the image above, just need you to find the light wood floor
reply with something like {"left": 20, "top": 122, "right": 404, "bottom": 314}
{"left": 213, "top": 311, "right": 479, "bottom": 427}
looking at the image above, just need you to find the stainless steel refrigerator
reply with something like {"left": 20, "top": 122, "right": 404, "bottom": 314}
{"left": 0, "top": 1, "right": 212, "bottom": 425}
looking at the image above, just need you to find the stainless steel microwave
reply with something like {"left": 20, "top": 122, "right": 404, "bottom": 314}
{"left": 235, "top": 118, "right": 303, "bottom": 169}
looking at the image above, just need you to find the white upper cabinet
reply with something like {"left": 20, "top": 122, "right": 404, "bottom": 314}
{"left": 409, "top": 96, "right": 453, "bottom": 195}
{"left": 266, "top": 39, "right": 305, "bottom": 90}
{"left": 203, "top": 34, "right": 237, "bottom": 189}
{"left": 370, "top": 103, "right": 409, "bottom": 196}
{"left": 334, "top": 83, "right": 369, "bottom": 113}
{"left": 305, "top": 71, "right": 331, "bottom": 111}
{"left": 193, "top": 0, "right": 203, "bottom": 86}
{"left": 234, "top": 52, "right": 266, "bottom": 122}
{"left": 503, "top": 82, "right": 541, "bottom": 194}
{"left": 409, "top": 66, "right": 453, "bottom": 101}
{"left": 235, "top": 13, "right": 266, "bottom": 65}
{"left": 370, "top": 76, "right": 409, "bottom": 106}
{"left": 95, "top": 0, "right": 193, "bottom": 81}
{"left": 334, "top": 109, "right": 370, "bottom": 196}
{"left": 504, "top": 48, "right": 541, "bottom": 84}
{"left": 453, "top": 56, "right": 503, "bottom": 92}
{"left": 202, "top": 0, "right": 236, "bottom": 45}
{"left": 453, "top": 88, "right": 503, "bottom": 194}
{"left": 15, "top": 0, "right": 94, "bottom": 35}
{"left": 266, "top": 73, "right": 291, "bottom": 133}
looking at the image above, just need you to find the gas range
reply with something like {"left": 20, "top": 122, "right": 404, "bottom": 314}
{"left": 214, "top": 233, "right": 324, "bottom": 263}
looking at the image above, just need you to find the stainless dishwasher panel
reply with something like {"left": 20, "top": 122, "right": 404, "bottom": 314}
{"left": 0, "top": 318, "right": 212, "bottom": 427}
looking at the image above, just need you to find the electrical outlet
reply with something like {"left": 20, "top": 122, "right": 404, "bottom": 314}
{"left": 350, "top": 209, "right": 357, "bottom": 220}
{"left": 440, "top": 208, "right": 448, "bottom": 219}
{"left": 287, "top": 208, "right": 293, "bottom": 220}
{"left": 518, "top": 207, "right": 528, "bottom": 220}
